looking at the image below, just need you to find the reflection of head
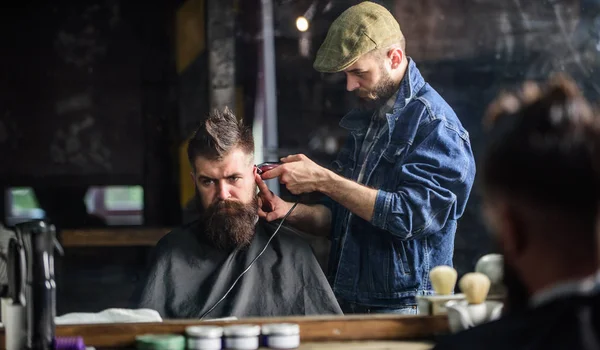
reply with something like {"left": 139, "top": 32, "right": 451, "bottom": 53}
{"left": 313, "top": 2, "right": 407, "bottom": 111}
{"left": 481, "top": 75, "right": 600, "bottom": 312}
{"left": 187, "top": 108, "right": 258, "bottom": 250}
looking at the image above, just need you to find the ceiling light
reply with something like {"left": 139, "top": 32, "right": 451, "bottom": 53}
{"left": 296, "top": 16, "right": 309, "bottom": 32}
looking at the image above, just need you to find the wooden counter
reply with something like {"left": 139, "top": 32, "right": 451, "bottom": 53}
{"left": 60, "top": 228, "right": 171, "bottom": 247}
{"left": 0, "top": 315, "right": 449, "bottom": 349}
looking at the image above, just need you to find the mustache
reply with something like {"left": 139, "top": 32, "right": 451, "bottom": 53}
{"left": 212, "top": 199, "right": 244, "bottom": 210}
{"left": 357, "top": 90, "right": 375, "bottom": 99}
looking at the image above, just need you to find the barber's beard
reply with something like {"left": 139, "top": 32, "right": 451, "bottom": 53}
{"left": 356, "top": 70, "right": 398, "bottom": 111}
{"left": 501, "top": 259, "right": 531, "bottom": 315}
{"left": 198, "top": 194, "right": 259, "bottom": 251}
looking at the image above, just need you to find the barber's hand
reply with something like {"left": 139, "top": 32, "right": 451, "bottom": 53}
{"left": 260, "top": 154, "right": 328, "bottom": 195}
{"left": 255, "top": 174, "right": 293, "bottom": 222}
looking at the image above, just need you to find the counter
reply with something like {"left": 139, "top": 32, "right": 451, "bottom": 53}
{"left": 0, "top": 314, "right": 449, "bottom": 349}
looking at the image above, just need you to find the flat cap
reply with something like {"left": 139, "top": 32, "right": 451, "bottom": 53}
{"left": 314, "top": 1, "right": 403, "bottom": 73}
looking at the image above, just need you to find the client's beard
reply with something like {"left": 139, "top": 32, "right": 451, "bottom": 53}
{"left": 502, "top": 259, "right": 531, "bottom": 315}
{"left": 199, "top": 195, "right": 259, "bottom": 251}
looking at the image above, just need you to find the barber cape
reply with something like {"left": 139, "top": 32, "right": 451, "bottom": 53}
{"left": 433, "top": 275, "right": 600, "bottom": 350}
{"left": 131, "top": 219, "right": 343, "bottom": 319}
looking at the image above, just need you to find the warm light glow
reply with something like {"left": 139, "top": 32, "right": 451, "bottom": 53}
{"left": 296, "top": 16, "right": 309, "bottom": 32}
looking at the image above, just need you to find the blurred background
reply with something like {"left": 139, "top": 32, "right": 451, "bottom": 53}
{"left": 1, "top": 0, "right": 599, "bottom": 314}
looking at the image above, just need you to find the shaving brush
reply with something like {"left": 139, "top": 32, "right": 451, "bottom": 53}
{"left": 459, "top": 272, "right": 491, "bottom": 304}
{"left": 430, "top": 265, "right": 458, "bottom": 295}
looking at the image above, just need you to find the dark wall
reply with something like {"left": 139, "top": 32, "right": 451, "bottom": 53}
{"left": 1, "top": 2, "right": 143, "bottom": 184}
{"left": 0, "top": 0, "right": 180, "bottom": 314}
{"left": 0, "top": 0, "right": 179, "bottom": 224}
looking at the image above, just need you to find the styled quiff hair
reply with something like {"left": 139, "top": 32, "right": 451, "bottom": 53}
{"left": 187, "top": 107, "right": 254, "bottom": 171}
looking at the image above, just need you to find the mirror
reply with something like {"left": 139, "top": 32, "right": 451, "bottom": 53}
{"left": 0, "top": 0, "right": 597, "bottom": 322}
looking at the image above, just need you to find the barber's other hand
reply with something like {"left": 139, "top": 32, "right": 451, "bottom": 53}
{"left": 255, "top": 174, "right": 293, "bottom": 222}
{"left": 260, "top": 154, "right": 328, "bottom": 195}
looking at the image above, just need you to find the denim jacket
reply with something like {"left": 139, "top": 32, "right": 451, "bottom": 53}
{"left": 325, "top": 59, "right": 476, "bottom": 307}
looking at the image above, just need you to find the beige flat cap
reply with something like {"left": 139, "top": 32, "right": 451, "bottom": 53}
{"left": 314, "top": 1, "right": 403, "bottom": 73}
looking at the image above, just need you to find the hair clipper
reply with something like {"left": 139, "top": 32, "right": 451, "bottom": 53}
{"left": 256, "top": 161, "right": 282, "bottom": 175}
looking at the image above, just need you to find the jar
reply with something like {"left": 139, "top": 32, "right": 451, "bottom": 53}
{"left": 186, "top": 326, "right": 224, "bottom": 350}
{"left": 135, "top": 334, "right": 185, "bottom": 350}
{"left": 223, "top": 324, "right": 261, "bottom": 350}
{"left": 261, "top": 323, "right": 300, "bottom": 349}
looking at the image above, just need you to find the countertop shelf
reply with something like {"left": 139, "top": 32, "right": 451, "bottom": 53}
{"left": 0, "top": 314, "right": 449, "bottom": 349}
{"left": 59, "top": 227, "right": 171, "bottom": 247}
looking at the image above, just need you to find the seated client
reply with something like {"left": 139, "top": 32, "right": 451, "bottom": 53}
{"left": 132, "top": 108, "right": 343, "bottom": 319}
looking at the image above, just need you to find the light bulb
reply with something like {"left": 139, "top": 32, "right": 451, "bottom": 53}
{"left": 296, "top": 16, "right": 309, "bottom": 32}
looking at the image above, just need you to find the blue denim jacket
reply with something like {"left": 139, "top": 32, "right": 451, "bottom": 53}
{"left": 325, "top": 59, "right": 476, "bottom": 307}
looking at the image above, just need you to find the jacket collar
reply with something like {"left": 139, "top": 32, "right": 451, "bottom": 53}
{"left": 339, "top": 58, "right": 426, "bottom": 132}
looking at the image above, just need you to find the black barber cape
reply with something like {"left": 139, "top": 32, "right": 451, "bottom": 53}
{"left": 131, "top": 219, "right": 343, "bottom": 319}
{"left": 433, "top": 292, "right": 600, "bottom": 350}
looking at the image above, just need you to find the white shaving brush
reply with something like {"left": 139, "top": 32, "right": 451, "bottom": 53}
{"left": 430, "top": 265, "right": 458, "bottom": 295}
{"left": 475, "top": 254, "right": 504, "bottom": 295}
{"left": 459, "top": 272, "right": 491, "bottom": 304}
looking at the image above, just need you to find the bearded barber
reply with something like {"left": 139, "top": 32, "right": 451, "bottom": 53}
{"left": 258, "top": 1, "right": 476, "bottom": 314}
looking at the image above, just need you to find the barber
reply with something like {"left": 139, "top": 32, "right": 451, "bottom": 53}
{"left": 258, "top": 1, "right": 476, "bottom": 314}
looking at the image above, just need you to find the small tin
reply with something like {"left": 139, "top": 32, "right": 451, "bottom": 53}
{"left": 223, "top": 324, "right": 261, "bottom": 350}
{"left": 135, "top": 334, "right": 185, "bottom": 350}
{"left": 186, "top": 326, "right": 224, "bottom": 350}
{"left": 261, "top": 323, "right": 300, "bottom": 349}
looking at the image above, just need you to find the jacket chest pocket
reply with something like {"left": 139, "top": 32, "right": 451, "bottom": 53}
{"left": 369, "top": 143, "right": 409, "bottom": 190}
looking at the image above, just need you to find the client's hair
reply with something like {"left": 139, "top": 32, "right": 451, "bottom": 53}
{"left": 187, "top": 107, "right": 254, "bottom": 169}
{"left": 482, "top": 74, "right": 600, "bottom": 230}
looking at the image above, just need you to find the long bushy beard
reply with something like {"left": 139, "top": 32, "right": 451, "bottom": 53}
{"left": 198, "top": 194, "right": 259, "bottom": 251}
{"left": 357, "top": 70, "right": 398, "bottom": 111}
